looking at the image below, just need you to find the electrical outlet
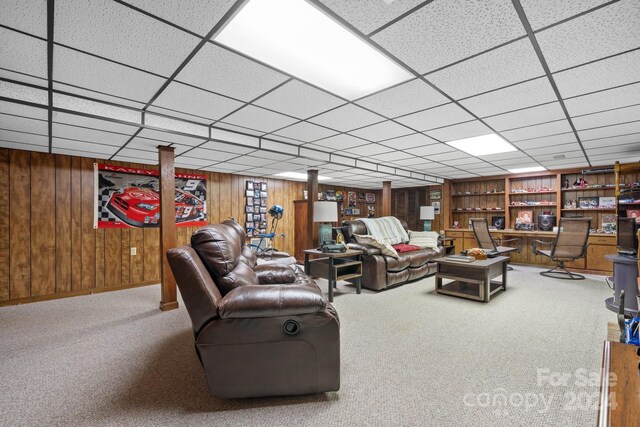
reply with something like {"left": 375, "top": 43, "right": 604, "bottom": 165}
{"left": 130, "top": 247, "right": 137, "bottom": 256}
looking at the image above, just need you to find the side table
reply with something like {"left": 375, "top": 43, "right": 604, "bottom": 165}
{"left": 303, "top": 249, "right": 363, "bottom": 302}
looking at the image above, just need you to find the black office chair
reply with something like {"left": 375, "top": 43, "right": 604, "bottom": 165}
{"left": 470, "top": 218, "right": 521, "bottom": 270}
{"left": 531, "top": 217, "right": 591, "bottom": 280}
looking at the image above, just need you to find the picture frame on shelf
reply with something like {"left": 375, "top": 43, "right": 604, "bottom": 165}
{"left": 601, "top": 214, "right": 616, "bottom": 232}
{"left": 598, "top": 197, "right": 615, "bottom": 208}
{"left": 578, "top": 196, "right": 598, "bottom": 209}
{"left": 627, "top": 210, "right": 640, "bottom": 223}
{"left": 516, "top": 210, "right": 533, "bottom": 224}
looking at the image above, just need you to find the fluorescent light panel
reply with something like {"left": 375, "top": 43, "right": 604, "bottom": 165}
{"left": 214, "top": 0, "right": 413, "bottom": 100}
{"left": 275, "top": 171, "right": 332, "bottom": 181}
{"left": 508, "top": 166, "right": 547, "bottom": 174}
{"left": 446, "top": 134, "right": 517, "bottom": 156}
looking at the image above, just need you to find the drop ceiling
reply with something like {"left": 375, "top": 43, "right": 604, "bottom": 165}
{"left": 0, "top": 0, "right": 639, "bottom": 189}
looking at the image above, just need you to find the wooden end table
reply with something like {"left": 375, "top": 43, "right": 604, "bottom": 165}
{"left": 303, "top": 249, "right": 363, "bottom": 302}
{"left": 435, "top": 256, "right": 509, "bottom": 302}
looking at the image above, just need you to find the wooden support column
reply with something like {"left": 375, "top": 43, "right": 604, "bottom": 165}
{"left": 158, "top": 146, "right": 178, "bottom": 311}
{"left": 307, "top": 169, "right": 318, "bottom": 248}
{"left": 442, "top": 179, "right": 451, "bottom": 230}
{"left": 382, "top": 181, "right": 392, "bottom": 217}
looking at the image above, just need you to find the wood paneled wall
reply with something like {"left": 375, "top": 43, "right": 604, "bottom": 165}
{"left": 0, "top": 148, "right": 305, "bottom": 306}
{"left": 392, "top": 185, "right": 445, "bottom": 232}
{"left": 317, "top": 184, "right": 382, "bottom": 221}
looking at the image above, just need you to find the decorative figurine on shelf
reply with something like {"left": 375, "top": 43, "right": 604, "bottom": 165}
{"left": 563, "top": 179, "right": 569, "bottom": 189}
{"left": 573, "top": 177, "right": 587, "bottom": 187}
{"left": 452, "top": 221, "right": 461, "bottom": 229}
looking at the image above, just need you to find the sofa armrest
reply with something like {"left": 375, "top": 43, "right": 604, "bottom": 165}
{"left": 218, "top": 285, "right": 326, "bottom": 319}
{"left": 347, "top": 242, "right": 382, "bottom": 256}
{"left": 254, "top": 264, "right": 296, "bottom": 284}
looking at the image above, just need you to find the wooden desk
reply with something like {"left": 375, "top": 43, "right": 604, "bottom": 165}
{"left": 597, "top": 341, "right": 640, "bottom": 426}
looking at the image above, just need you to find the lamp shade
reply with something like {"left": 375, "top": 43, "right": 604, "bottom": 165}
{"left": 419, "top": 206, "right": 435, "bottom": 221}
{"left": 313, "top": 201, "right": 338, "bottom": 222}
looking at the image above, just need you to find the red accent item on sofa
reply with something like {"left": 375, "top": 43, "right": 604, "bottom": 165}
{"left": 392, "top": 243, "right": 421, "bottom": 253}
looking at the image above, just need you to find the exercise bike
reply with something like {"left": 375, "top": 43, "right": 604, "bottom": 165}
{"left": 247, "top": 205, "right": 284, "bottom": 259}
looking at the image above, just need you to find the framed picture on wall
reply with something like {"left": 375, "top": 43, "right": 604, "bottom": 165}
{"left": 429, "top": 190, "right": 441, "bottom": 200}
{"left": 627, "top": 210, "right": 640, "bottom": 223}
{"left": 246, "top": 181, "right": 254, "bottom": 190}
{"left": 433, "top": 201, "right": 440, "bottom": 215}
{"left": 365, "top": 193, "right": 375, "bottom": 203}
{"left": 246, "top": 190, "right": 254, "bottom": 197}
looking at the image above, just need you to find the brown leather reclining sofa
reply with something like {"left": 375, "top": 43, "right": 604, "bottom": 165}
{"left": 167, "top": 220, "right": 340, "bottom": 399}
{"left": 342, "top": 219, "right": 444, "bottom": 291}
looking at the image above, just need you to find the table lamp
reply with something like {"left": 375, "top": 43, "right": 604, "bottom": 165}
{"left": 420, "top": 206, "right": 435, "bottom": 231}
{"left": 314, "top": 201, "right": 338, "bottom": 245}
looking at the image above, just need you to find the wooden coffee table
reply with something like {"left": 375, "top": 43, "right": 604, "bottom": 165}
{"left": 435, "top": 256, "right": 509, "bottom": 302}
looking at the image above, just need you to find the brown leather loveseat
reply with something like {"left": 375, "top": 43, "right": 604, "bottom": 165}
{"left": 167, "top": 221, "right": 340, "bottom": 399}
{"left": 342, "top": 219, "right": 444, "bottom": 291}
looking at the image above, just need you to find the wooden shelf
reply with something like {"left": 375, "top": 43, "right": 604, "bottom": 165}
{"left": 561, "top": 208, "right": 616, "bottom": 212}
{"left": 509, "top": 204, "right": 557, "bottom": 208}
{"left": 561, "top": 186, "right": 615, "bottom": 192}
{"left": 453, "top": 209, "right": 504, "bottom": 212}
{"left": 509, "top": 190, "right": 556, "bottom": 195}
{"left": 452, "top": 192, "right": 505, "bottom": 197}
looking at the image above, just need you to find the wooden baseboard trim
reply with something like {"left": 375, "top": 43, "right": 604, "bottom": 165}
{"left": 0, "top": 281, "right": 159, "bottom": 307}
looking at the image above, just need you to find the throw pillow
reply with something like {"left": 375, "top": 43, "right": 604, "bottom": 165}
{"left": 408, "top": 231, "right": 439, "bottom": 249}
{"left": 353, "top": 234, "right": 399, "bottom": 258}
{"left": 392, "top": 243, "right": 421, "bottom": 253}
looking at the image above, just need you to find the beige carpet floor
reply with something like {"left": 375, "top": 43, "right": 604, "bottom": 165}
{"left": 0, "top": 265, "right": 616, "bottom": 426}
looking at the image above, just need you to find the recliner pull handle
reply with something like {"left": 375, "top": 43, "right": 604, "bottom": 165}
{"left": 283, "top": 319, "right": 300, "bottom": 335}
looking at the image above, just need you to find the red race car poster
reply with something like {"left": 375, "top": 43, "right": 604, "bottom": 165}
{"left": 94, "top": 163, "right": 207, "bottom": 229}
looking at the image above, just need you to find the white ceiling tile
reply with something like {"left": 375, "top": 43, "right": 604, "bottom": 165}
{"left": 513, "top": 132, "right": 576, "bottom": 149}
{"left": 424, "top": 120, "right": 492, "bottom": 142}
{"left": 585, "top": 143, "right": 640, "bottom": 156}
{"left": 573, "top": 105, "right": 640, "bottom": 130}
{"left": 145, "top": 114, "right": 208, "bottom": 137}
{"left": 113, "top": 148, "right": 159, "bottom": 161}
{"left": 395, "top": 103, "right": 475, "bottom": 132}
{"left": 0, "top": 81, "right": 47, "bottom": 106}
{"left": 581, "top": 133, "right": 640, "bottom": 148}
{"left": 309, "top": 104, "right": 384, "bottom": 132}
{"left": 428, "top": 151, "right": 474, "bottom": 162}
{"left": 520, "top": 0, "right": 611, "bottom": 30}
{"left": 553, "top": 50, "right": 640, "bottom": 98}
{"left": 124, "top": 0, "right": 237, "bottom": 37}
{"left": 177, "top": 43, "right": 289, "bottom": 102}
{"left": 348, "top": 120, "right": 413, "bottom": 142}
{"left": 200, "top": 140, "right": 256, "bottom": 155}
{"left": 484, "top": 102, "right": 566, "bottom": 131}
{"left": 211, "top": 127, "right": 259, "bottom": 148}
{"left": 0, "top": 0, "right": 47, "bottom": 38}
{"left": 54, "top": 46, "right": 166, "bottom": 104}
{"left": 0, "top": 28, "right": 47, "bottom": 79}
{"left": 442, "top": 157, "right": 488, "bottom": 167}
{"left": 53, "top": 94, "right": 141, "bottom": 125}
{"left": 52, "top": 123, "right": 131, "bottom": 146}
{"left": 578, "top": 120, "right": 640, "bottom": 141}
{"left": 405, "top": 142, "right": 457, "bottom": 157}
{"left": 137, "top": 128, "right": 206, "bottom": 147}
{"left": 355, "top": 79, "right": 449, "bottom": 118}
{"left": 53, "top": 82, "right": 145, "bottom": 109}
{"left": 52, "top": 112, "right": 139, "bottom": 135}
{"left": 253, "top": 80, "right": 345, "bottom": 120}
{"left": 536, "top": 1, "right": 640, "bottom": 72}
{"left": 319, "top": 0, "right": 424, "bottom": 35}
{"left": 428, "top": 39, "right": 545, "bottom": 99}
{"left": 0, "top": 101, "right": 48, "bottom": 120}
{"left": 372, "top": 0, "right": 524, "bottom": 73}
{"left": 272, "top": 121, "right": 338, "bottom": 143}
{"left": 379, "top": 133, "right": 439, "bottom": 150}
{"left": 500, "top": 120, "right": 572, "bottom": 142}
{"left": 0, "top": 138, "right": 48, "bottom": 152}
{"left": 55, "top": 0, "right": 199, "bottom": 75}
{"left": 202, "top": 163, "right": 250, "bottom": 173}
{"left": 526, "top": 142, "right": 583, "bottom": 156}
{"left": 368, "top": 151, "right": 414, "bottom": 162}
{"left": 298, "top": 147, "right": 330, "bottom": 163}
{"left": 174, "top": 157, "right": 216, "bottom": 168}
{"left": 223, "top": 105, "right": 298, "bottom": 134}
{"left": 342, "top": 143, "right": 393, "bottom": 157}
{"left": 152, "top": 81, "right": 244, "bottom": 122}
{"left": 0, "top": 129, "right": 48, "bottom": 146}
{"left": 564, "top": 82, "right": 640, "bottom": 117}
{"left": 249, "top": 150, "right": 295, "bottom": 162}
{"left": 0, "top": 114, "right": 47, "bottom": 135}
{"left": 52, "top": 137, "right": 119, "bottom": 156}
{"left": 145, "top": 105, "right": 212, "bottom": 125}
{"left": 459, "top": 77, "right": 558, "bottom": 118}
{"left": 180, "top": 148, "right": 238, "bottom": 162}
{"left": 0, "top": 69, "right": 47, "bottom": 89}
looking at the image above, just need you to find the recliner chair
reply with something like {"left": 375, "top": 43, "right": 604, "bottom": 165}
{"left": 167, "top": 222, "right": 340, "bottom": 398}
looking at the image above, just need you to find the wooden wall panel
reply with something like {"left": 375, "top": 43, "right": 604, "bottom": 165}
{"left": 80, "top": 157, "right": 95, "bottom": 289}
{"left": 30, "top": 152, "right": 56, "bottom": 296}
{"left": 129, "top": 228, "right": 144, "bottom": 283}
{"left": 120, "top": 229, "right": 130, "bottom": 285}
{"left": 105, "top": 229, "right": 121, "bottom": 287}
{"left": 9, "top": 150, "right": 31, "bottom": 299}
{"left": 95, "top": 228, "right": 105, "bottom": 288}
{"left": 70, "top": 156, "right": 82, "bottom": 291}
{"left": 0, "top": 149, "right": 9, "bottom": 300}
{"left": 143, "top": 228, "right": 160, "bottom": 282}
{"left": 55, "top": 155, "right": 72, "bottom": 293}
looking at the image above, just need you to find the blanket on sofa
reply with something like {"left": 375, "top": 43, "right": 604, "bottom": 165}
{"left": 359, "top": 217, "right": 409, "bottom": 245}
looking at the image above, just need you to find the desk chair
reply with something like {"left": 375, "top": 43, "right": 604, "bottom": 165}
{"left": 470, "top": 218, "right": 521, "bottom": 270}
{"left": 531, "top": 217, "right": 591, "bottom": 280}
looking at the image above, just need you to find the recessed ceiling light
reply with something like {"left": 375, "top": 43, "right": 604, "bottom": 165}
{"left": 275, "top": 171, "right": 332, "bottom": 181}
{"left": 214, "top": 0, "right": 413, "bottom": 100}
{"left": 508, "top": 166, "right": 547, "bottom": 174}
{"left": 445, "top": 133, "right": 517, "bottom": 156}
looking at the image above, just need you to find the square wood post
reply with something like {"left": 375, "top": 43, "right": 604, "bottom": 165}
{"left": 158, "top": 146, "right": 178, "bottom": 311}
{"left": 307, "top": 169, "right": 318, "bottom": 248}
{"left": 382, "top": 181, "right": 392, "bottom": 217}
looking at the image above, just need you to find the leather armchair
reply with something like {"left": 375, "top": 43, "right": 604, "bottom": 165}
{"left": 167, "top": 223, "right": 340, "bottom": 398}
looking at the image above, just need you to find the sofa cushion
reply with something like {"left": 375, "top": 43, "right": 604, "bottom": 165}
{"left": 385, "top": 256, "right": 411, "bottom": 272}
{"left": 353, "top": 234, "right": 399, "bottom": 258}
{"left": 392, "top": 243, "right": 421, "bottom": 253}
{"left": 408, "top": 231, "right": 439, "bottom": 249}
{"left": 359, "top": 217, "right": 409, "bottom": 245}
